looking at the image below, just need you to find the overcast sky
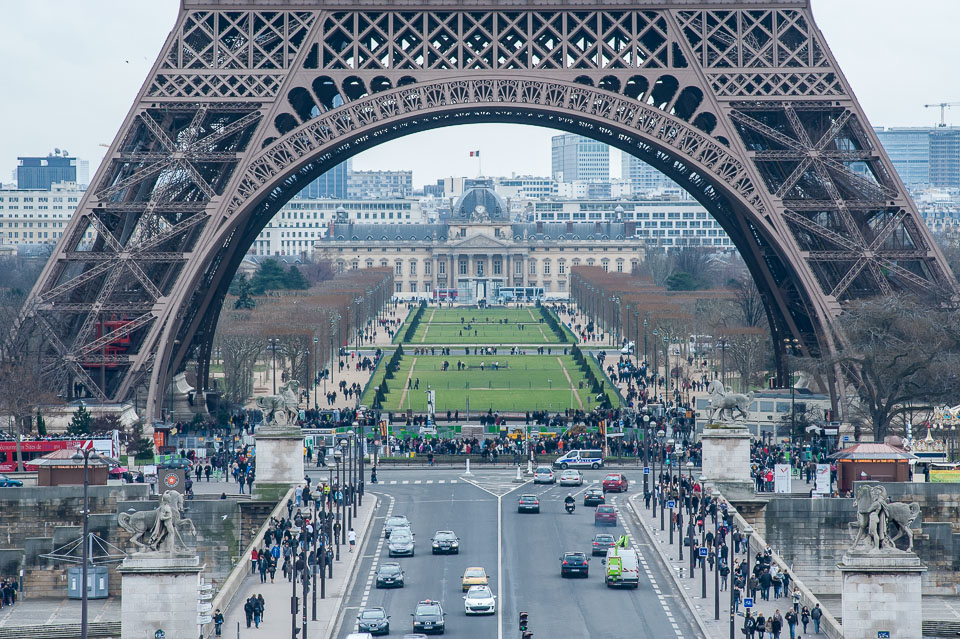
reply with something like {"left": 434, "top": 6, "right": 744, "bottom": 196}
{"left": 1, "top": 1, "right": 957, "bottom": 188}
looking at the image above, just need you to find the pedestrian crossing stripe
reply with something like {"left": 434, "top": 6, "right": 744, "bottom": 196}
{"left": 385, "top": 479, "right": 458, "bottom": 485}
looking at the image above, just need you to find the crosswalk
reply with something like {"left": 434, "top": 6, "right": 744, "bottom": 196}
{"left": 382, "top": 479, "right": 459, "bottom": 485}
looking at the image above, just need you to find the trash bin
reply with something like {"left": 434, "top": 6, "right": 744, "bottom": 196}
{"left": 67, "top": 565, "right": 109, "bottom": 599}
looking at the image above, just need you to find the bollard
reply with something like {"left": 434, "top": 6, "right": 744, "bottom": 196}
{"left": 513, "top": 465, "right": 524, "bottom": 483}
{"left": 464, "top": 458, "right": 473, "bottom": 476}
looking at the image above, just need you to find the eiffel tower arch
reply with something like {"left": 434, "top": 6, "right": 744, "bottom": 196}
{"left": 15, "top": 0, "right": 955, "bottom": 420}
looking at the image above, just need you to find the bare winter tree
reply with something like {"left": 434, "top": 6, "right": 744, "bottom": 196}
{"left": 806, "top": 294, "right": 960, "bottom": 441}
{"left": 638, "top": 249, "right": 674, "bottom": 287}
{"left": 728, "top": 273, "right": 766, "bottom": 328}
{"left": 0, "top": 360, "right": 58, "bottom": 470}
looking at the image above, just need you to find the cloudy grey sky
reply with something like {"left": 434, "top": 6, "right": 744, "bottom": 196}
{"left": 1, "top": 1, "right": 957, "bottom": 188}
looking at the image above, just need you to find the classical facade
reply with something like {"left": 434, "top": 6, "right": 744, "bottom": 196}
{"left": 315, "top": 181, "right": 644, "bottom": 300}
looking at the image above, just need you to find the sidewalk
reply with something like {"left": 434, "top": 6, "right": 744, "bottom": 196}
{"left": 627, "top": 494, "right": 827, "bottom": 639}
{"left": 218, "top": 495, "right": 378, "bottom": 639}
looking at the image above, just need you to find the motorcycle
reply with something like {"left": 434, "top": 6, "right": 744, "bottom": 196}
{"left": 565, "top": 502, "right": 576, "bottom": 514}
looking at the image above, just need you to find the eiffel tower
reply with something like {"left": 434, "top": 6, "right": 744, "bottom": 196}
{"left": 13, "top": 0, "right": 955, "bottom": 419}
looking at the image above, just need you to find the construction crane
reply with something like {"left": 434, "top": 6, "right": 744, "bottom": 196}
{"left": 924, "top": 102, "right": 960, "bottom": 127}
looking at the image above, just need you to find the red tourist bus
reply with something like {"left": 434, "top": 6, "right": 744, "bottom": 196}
{"left": 0, "top": 438, "right": 115, "bottom": 472}
{"left": 433, "top": 288, "right": 459, "bottom": 301}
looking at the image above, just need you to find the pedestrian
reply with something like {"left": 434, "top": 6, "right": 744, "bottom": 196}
{"left": 213, "top": 608, "right": 224, "bottom": 636}
{"left": 771, "top": 610, "right": 782, "bottom": 639}
{"left": 243, "top": 597, "right": 254, "bottom": 628}
{"left": 784, "top": 609, "right": 798, "bottom": 639}
{"left": 810, "top": 603, "right": 823, "bottom": 634}
{"left": 800, "top": 605, "right": 810, "bottom": 633}
{"left": 250, "top": 548, "right": 259, "bottom": 574}
{"left": 791, "top": 586, "right": 800, "bottom": 613}
{"left": 743, "top": 611, "right": 756, "bottom": 639}
{"left": 371, "top": 465, "right": 378, "bottom": 484}
{"left": 252, "top": 594, "right": 263, "bottom": 628}
{"left": 348, "top": 527, "right": 356, "bottom": 552}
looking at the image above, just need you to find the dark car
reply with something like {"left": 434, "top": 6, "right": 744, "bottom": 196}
{"left": 591, "top": 533, "right": 616, "bottom": 556}
{"left": 517, "top": 494, "right": 540, "bottom": 513}
{"left": 583, "top": 488, "right": 605, "bottom": 507}
{"left": 384, "top": 515, "right": 411, "bottom": 539}
{"left": 560, "top": 551, "right": 590, "bottom": 578}
{"left": 602, "top": 473, "right": 629, "bottom": 493}
{"left": 595, "top": 504, "right": 617, "bottom": 526}
{"left": 411, "top": 600, "right": 445, "bottom": 635}
{"left": 0, "top": 474, "right": 23, "bottom": 488}
{"left": 375, "top": 563, "right": 405, "bottom": 588}
{"left": 357, "top": 607, "right": 390, "bottom": 636}
{"left": 157, "top": 458, "right": 192, "bottom": 470}
{"left": 431, "top": 530, "right": 460, "bottom": 554}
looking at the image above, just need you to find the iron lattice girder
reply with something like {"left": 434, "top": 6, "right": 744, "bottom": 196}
{"left": 13, "top": 1, "right": 958, "bottom": 417}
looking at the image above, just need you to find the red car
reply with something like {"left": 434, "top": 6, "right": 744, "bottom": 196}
{"left": 594, "top": 505, "right": 617, "bottom": 526}
{"left": 602, "top": 473, "right": 629, "bottom": 493}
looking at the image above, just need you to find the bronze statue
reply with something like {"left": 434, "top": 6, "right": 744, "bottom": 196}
{"left": 118, "top": 490, "right": 197, "bottom": 554}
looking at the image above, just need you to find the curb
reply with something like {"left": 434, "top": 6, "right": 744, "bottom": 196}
{"left": 323, "top": 494, "right": 380, "bottom": 639}
{"left": 627, "top": 494, "right": 714, "bottom": 639}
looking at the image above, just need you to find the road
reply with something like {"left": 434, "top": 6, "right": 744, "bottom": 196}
{"left": 314, "top": 467, "right": 704, "bottom": 639}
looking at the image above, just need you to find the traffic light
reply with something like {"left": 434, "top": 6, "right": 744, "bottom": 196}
{"left": 291, "top": 595, "right": 299, "bottom": 614}
{"left": 379, "top": 420, "right": 388, "bottom": 437}
{"left": 519, "top": 611, "right": 529, "bottom": 631}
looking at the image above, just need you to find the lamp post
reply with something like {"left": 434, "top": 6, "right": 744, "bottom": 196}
{"left": 342, "top": 437, "right": 352, "bottom": 536}
{"left": 718, "top": 337, "right": 729, "bottom": 390}
{"left": 728, "top": 505, "right": 738, "bottom": 637}
{"left": 743, "top": 524, "right": 754, "bottom": 607}
{"left": 348, "top": 429, "right": 358, "bottom": 518}
{"left": 658, "top": 428, "right": 666, "bottom": 531}
{"left": 651, "top": 328, "right": 659, "bottom": 388}
{"left": 268, "top": 337, "right": 279, "bottom": 395}
{"left": 354, "top": 420, "right": 364, "bottom": 507}
{"left": 784, "top": 338, "right": 800, "bottom": 442}
{"left": 313, "top": 336, "right": 319, "bottom": 410}
{"left": 334, "top": 447, "right": 342, "bottom": 561}
{"left": 643, "top": 412, "right": 651, "bottom": 513}
{"left": 72, "top": 446, "right": 100, "bottom": 639}
{"left": 643, "top": 319, "right": 649, "bottom": 370}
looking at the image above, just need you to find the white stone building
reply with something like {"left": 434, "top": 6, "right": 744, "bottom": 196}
{"left": 0, "top": 181, "right": 92, "bottom": 246}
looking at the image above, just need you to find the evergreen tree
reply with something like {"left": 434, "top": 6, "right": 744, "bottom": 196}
{"left": 284, "top": 265, "right": 309, "bottom": 290}
{"left": 234, "top": 274, "right": 256, "bottom": 310}
{"left": 36, "top": 411, "right": 46, "bottom": 437}
{"left": 249, "top": 259, "right": 288, "bottom": 294}
{"left": 67, "top": 404, "right": 93, "bottom": 436}
{"left": 129, "top": 420, "right": 154, "bottom": 460}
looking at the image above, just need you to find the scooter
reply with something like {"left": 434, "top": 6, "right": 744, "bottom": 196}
{"left": 565, "top": 502, "right": 576, "bottom": 514}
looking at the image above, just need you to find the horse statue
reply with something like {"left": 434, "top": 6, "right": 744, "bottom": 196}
{"left": 256, "top": 379, "right": 301, "bottom": 426}
{"left": 850, "top": 484, "right": 921, "bottom": 552}
{"left": 706, "top": 380, "right": 754, "bottom": 424}
{"left": 118, "top": 490, "right": 197, "bottom": 554}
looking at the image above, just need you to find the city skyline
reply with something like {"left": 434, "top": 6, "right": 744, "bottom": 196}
{"left": 1, "top": 1, "right": 958, "bottom": 189}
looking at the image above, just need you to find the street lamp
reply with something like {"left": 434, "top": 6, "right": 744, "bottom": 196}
{"left": 267, "top": 337, "right": 280, "bottom": 395}
{"left": 743, "top": 524, "right": 754, "bottom": 606}
{"left": 71, "top": 447, "right": 100, "bottom": 639}
{"left": 341, "top": 437, "right": 352, "bottom": 537}
{"left": 784, "top": 338, "right": 800, "bottom": 443}
{"left": 718, "top": 337, "right": 729, "bottom": 390}
{"left": 333, "top": 447, "right": 342, "bottom": 561}
{"left": 727, "top": 505, "right": 738, "bottom": 637}
{"left": 313, "top": 336, "right": 319, "bottom": 410}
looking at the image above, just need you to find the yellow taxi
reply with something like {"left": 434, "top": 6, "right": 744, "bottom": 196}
{"left": 461, "top": 566, "right": 488, "bottom": 592}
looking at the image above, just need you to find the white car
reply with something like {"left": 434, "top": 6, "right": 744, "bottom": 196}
{"left": 463, "top": 585, "right": 497, "bottom": 615}
{"left": 559, "top": 469, "right": 583, "bottom": 486}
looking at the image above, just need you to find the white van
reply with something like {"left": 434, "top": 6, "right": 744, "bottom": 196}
{"left": 604, "top": 547, "right": 640, "bottom": 588}
{"left": 552, "top": 449, "right": 604, "bottom": 470}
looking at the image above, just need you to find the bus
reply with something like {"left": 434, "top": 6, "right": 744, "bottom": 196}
{"left": 432, "top": 288, "right": 459, "bottom": 302}
{"left": 0, "top": 438, "right": 115, "bottom": 472}
{"left": 496, "top": 286, "right": 544, "bottom": 303}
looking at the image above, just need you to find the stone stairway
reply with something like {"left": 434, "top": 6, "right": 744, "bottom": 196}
{"left": 0, "top": 621, "right": 120, "bottom": 639}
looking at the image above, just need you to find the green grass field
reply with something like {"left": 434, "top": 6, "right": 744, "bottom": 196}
{"left": 375, "top": 354, "right": 606, "bottom": 412}
{"left": 409, "top": 307, "right": 560, "bottom": 344}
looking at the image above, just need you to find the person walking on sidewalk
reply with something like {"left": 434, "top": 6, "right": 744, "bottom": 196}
{"left": 810, "top": 603, "right": 823, "bottom": 634}
{"left": 800, "top": 605, "right": 810, "bottom": 633}
{"left": 348, "top": 527, "right": 357, "bottom": 552}
{"left": 791, "top": 586, "right": 801, "bottom": 614}
{"left": 743, "top": 611, "right": 756, "bottom": 639}
{"left": 213, "top": 608, "right": 224, "bottom": 636}
{"left": 784, "top": 609, "right": 798, "bottom": 639}
{"left": 243, "top": 597, "right": 254, "bottom": 628}
{"left": 250, "top": 548, "right": 259, "bottom": 574}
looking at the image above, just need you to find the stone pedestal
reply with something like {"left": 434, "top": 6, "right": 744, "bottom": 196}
{"left": 253, "top": 423, "right": 304, "bottom": 501}
{"left": 838, "top": 551, "right": 925, "bottom": 639}
{"left": 118, "top": 553, "right": 202, "bottom": 639}
{"left": 700, "top": 425, "right": 754, "bottom": 499}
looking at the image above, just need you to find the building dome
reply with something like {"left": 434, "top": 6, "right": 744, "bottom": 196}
{"left": 451, "top": 185, "right": 509, "bottom": 221}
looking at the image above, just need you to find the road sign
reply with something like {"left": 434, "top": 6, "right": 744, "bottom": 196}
{"left": 196, "top": 615, "right": 212, "bottom": 625}
{"left": 843, "top": 435, "right": 850, "bottom": 442}
{"left": 667, "top": 500, "right": 676, "bottom": 508}
{"left": 699, "top": 547, "right": 708, "bottom": 557}
{"left": 743, "top": 598, "right": 754, "bottom": 609}
{"left": 877, "top": 633, "right": 890, "bottom": 638}
{"left": 643, "top": 467, "right": 650, "bottom": 475}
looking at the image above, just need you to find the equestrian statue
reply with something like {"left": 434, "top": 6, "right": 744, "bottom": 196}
{"left": 256, "top": 379, "right": 301, "bottom": 427}
{"left": 118, "top": 489, "right": 197, "bottom": 554}
{"left": 706, "top": 380, "right": 754, "bottom": 424}
{"left": 851, "top": 484, "right": 921, "bottom": 552}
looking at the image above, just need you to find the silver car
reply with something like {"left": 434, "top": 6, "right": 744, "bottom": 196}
{"left": 558, "top": 469, "right": 583, "bottom": 486}
{"left": 533, "top": 466, "right": 555, "bottom": 484}
{"left": 388, "top": 528, "right": 415, "bottom": 557}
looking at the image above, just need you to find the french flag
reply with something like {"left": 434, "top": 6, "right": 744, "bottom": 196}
{"left": 469, "top": 150, "right": 480, "bottom": 157}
